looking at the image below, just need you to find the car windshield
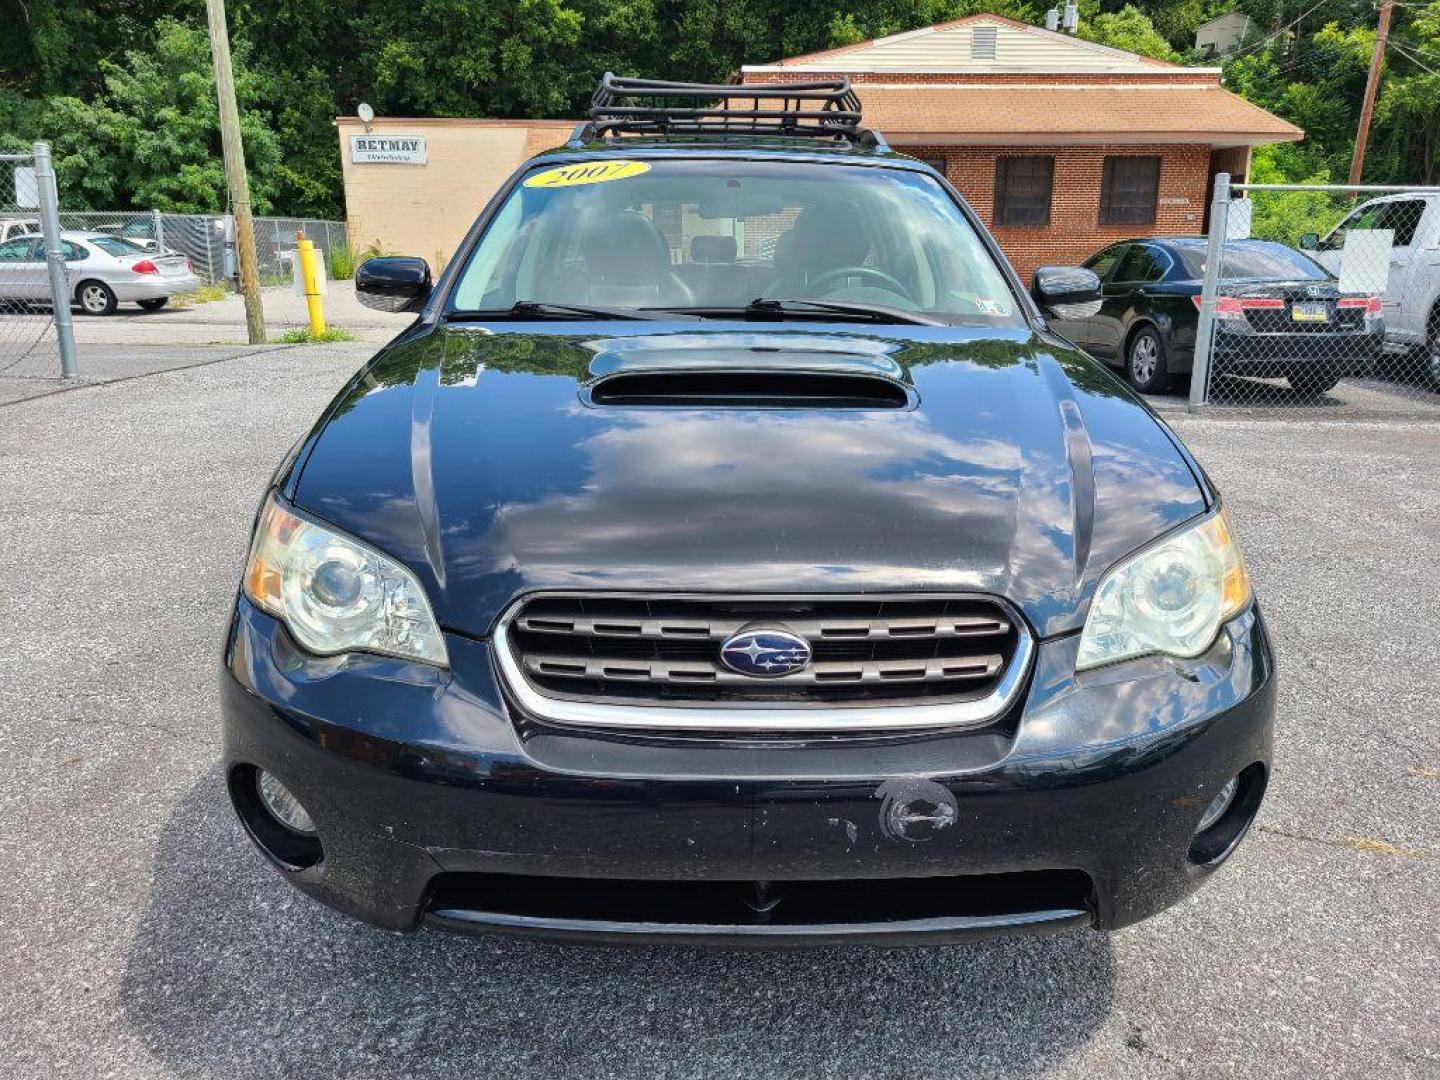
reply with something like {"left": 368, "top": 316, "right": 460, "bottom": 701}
{"left": 449, "top": 157, "right": 1023, "bottom": 325}
{"left": 87, "top": 236, "right": 148, "bottom": 257}
{"left": 1175, "top": 241, "right": 1329, "bottom": 282}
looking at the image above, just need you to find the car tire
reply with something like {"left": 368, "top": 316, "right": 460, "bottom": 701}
{"left": 1124, "top": 326, "right": 1170, "bottom": 394}
{"left": 76, "top": 280, "right": 118, "bottom": 316}
{"left": 137, "top": 297, "right": 168, "bottom": 311}
{"left": 1286, "top": 368, "right": 1341, "bottom": 396}
{"left": 1425, "top": 307, "right": 1440, "bottom": 392}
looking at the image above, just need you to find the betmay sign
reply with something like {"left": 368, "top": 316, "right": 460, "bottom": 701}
{"left": 350, "top": 135, "right": 427, "bottom": 165}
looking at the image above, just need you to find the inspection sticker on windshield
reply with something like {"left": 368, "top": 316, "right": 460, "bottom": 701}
{"left": 524, "top": 161, "right": 651, "bottom": 189}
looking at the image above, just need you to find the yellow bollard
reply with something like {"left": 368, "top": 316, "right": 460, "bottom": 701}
{"left": 295, "top": 230, "right": 326, "bottom": 336}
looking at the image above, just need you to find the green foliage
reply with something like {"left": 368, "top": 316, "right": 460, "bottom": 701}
{"left": 327, "top": 244, "right": 356, "bottom": 281}
{"left": 173, "top": 281, "right": 233, "bottom": 306}
{"left": 278, "top": 325, "right": 358, "bottom": 343}
{"left": 7, "top": 0, "right": 1440, "bottom": 215}
{"left": 1243, "top": 144, "right": 1344, "bottom": 244}
{"left": 1079, "top": 5, "right": 1180, "bottom": 62}
{"left": 2, "top": 18, "right": 281, "bottom": 213}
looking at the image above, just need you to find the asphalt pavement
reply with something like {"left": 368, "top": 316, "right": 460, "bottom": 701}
{"left": 0, "top": 343, "right": 1436, "bottom": 1078}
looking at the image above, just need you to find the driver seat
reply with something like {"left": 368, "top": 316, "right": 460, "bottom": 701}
{"left": 768, "top": 204, "right": 873, "bottom": 297}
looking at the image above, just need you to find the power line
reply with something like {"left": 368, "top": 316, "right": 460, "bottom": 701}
{"left": 1389, "top": 39, "right": 1440, "bottom": 74}
{"left": 1224, "top": 0, "right": 1334, "bottom": 62}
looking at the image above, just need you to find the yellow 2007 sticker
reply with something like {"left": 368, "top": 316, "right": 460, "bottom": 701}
{"left": 524, "top": 160, "right": 651, "bottom": 189}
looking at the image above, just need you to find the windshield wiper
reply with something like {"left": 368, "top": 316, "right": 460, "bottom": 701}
{"left": 744, "top": 298, "right": 946, "bottom": 326}
{"left": 448, "top": 300, "right": 692, "bottom": 322}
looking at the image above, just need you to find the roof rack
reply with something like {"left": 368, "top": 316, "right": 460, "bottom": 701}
{"left": 570, "top": 73, "right": 888, "bottom": 150}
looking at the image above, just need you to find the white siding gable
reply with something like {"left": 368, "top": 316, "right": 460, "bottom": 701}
{"left": 751, "top": 18, "right": 1177, "bottom": 74}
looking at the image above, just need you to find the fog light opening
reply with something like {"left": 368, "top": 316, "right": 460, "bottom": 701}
{"left": 1188, "top": 763, "right": 1267, "bottom": 866}
{"left": 256, "top": 769, "right": 317, "bottom": 836}
{"left": 228, "top": 764, "right": 324, "bottom": 871}
{"left": 1196, "top": 776, "right": 1238, "bottom": 835}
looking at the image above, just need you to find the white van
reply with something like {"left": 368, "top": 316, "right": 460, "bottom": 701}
{"left": 1301, "top": 194, "right": 1440, "bottom": 387}
{"left": 0, "top": 218, "right": 41, "bottom": 245}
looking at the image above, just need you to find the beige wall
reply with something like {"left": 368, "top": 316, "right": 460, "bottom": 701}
{"left": 336, "top": 117, "right": 573, "bottom": 273}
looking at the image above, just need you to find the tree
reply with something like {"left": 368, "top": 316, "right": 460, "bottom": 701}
{"left": 1079, "top": 5, "right": 1181, "bottom": 62}
{"left": 1, "top": 18, "right": 282, "bottom": 213}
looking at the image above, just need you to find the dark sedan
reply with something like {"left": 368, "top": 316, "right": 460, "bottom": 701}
{"left": 1045, "top": 237, "right": 1383, "bottom": 396}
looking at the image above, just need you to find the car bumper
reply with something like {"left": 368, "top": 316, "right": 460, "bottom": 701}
{"left": 111, "top": 273, "right": 200, "bottom": 301}
{"left": 221, "top": 597, "right": 1276, "bottom": 945}
{"left": 1213, "top": 328, "right": 1382, "bottom": 376}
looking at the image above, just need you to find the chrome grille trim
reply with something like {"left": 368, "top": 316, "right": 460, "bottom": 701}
{"left": 492, "top": 592, "right": 1033, "bottom": 733}
{"left": 515, "top": 611, "right": 1011, "bottom": 642}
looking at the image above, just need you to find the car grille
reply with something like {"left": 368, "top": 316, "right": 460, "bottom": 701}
{"left": 500, "top": 593, "right": 1024, "bottom": 710}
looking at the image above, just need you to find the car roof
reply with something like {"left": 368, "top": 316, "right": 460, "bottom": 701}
{"left": 1124, "top": 236, "right": 1298, "bottom": 251}
{"left": 525, "top": 138, "right": 936, "bottom": 174}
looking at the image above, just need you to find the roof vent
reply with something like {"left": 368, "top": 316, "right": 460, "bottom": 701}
{"left": 971, "top": 26, "right": 998, "bottom": 60}
{"left": 589, "top": 370, "right": 909, "bottom": 409}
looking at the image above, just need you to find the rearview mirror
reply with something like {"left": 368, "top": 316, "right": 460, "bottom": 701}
{"left": 1030, "top": 266, "right": 1102, "bottom": 319}
{"left": 356, "top": 256, "right": 432, "bottom": 313}
{"left": 1298, "top": 232, "right": 1319, "bottom": 251}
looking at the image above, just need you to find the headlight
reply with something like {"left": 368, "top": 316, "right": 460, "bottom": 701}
{"left": 242, "top": 494, "right": 448, "bottom": 667}
{"left": 1076, "top": 509, "right": 1251, "bottom": 671}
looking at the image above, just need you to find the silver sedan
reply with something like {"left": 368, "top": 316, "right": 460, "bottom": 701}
{"left": 0, "top": 230, "right": 201, "bottom": 315}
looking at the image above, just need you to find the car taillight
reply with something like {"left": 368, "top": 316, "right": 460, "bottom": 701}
{"left": 1192, "top": 295, "right": 1248, "bottom": 320}
{"left": 132, "top": 259, "right": 159, "bottom": 275}
{"left": 1338, "top": 296, "right": 1382, "bottom": 315}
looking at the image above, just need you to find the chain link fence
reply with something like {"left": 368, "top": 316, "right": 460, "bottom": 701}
{"left": 1, "top": 146, "right": 76, "bottom": 381}
{"left": 1191, "top": 177, "right": 1440, "bottom": 417}
{"left": 51, "top": 211, "right": 351, "bottom": 287}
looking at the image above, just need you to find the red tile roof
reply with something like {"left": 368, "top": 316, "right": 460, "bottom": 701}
{"left": 853, "top": 82, "right": 1302, "bottom": 145}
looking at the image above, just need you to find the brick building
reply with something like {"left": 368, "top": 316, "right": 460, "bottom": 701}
{"left": 336, "top": 14, "right": 1300, "bottom": 281}
{"left": 739, "top": 14, "right": 1302, "bottom": 280}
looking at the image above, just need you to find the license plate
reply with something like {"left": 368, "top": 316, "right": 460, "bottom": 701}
{"left": 1291, "top": 302, "right": 1329, "bottom": 323}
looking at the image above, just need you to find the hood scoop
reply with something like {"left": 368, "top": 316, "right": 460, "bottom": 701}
{"left": 588, "top": 369, "right": 910, "bottom": 409}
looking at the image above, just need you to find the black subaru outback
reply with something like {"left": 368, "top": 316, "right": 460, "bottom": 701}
{"left": 222, "top": 76, "right": 1274, "bottom": 945}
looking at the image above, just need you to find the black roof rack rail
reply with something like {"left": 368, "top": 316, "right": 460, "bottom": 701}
{"left": 572, "top": 72, "right": 888, "bottom": 150}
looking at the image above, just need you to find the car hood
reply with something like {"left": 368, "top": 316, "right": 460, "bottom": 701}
{"left": 289, "top": 322, "right": 1208, "bottom": 639}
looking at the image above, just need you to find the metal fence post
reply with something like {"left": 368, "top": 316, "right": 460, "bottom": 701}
{"left": 152, "top": 208, "right": 165, "bottom": 252}
{"left": 32, "top": 142, "right": 78, "bottom": 379}
{"left": 1189, "top": 173, "right": 1230, "bottom": 412}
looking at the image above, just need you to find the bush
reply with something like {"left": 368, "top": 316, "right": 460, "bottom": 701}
{"left": 277, "top": 326, "right": 357, "bottom": 344}
{"left": 327, "top": 244, "right": 355, "bottom": 280}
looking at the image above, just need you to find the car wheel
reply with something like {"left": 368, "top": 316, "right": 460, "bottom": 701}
{"left": 76, "top": 280, "right": 118, "bottom": 316}
{"left": 1124, "top": 326, "right": 1169, "bottom": 394}
{"left": 1426, "top": 309, "right": 1440, "bottom": 391}
{"left": 1286, "top": 368, "right": 1341, "bottom": 396}
{"left": 137, "top": 297, "right": 168, "bottom": 311}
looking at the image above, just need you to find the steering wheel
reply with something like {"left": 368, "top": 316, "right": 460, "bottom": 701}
{"left": 805, "top": 265, "right": 913, "bottom": 301}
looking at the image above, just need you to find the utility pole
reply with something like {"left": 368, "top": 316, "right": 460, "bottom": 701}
{"left": 204, "top": 0, "right": 266, "bottom": 343}
{"left": 1349, "top": 0, "right": 1394, "bottom": 184}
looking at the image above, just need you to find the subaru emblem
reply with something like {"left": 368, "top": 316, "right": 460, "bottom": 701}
{"left": 719, "top": 625, "right": 812, "bottom": 678}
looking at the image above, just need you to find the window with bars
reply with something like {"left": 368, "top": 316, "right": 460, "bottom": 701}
{"left": 993, "top": 156, "right": 1053, "bottom": 227}
{"left": 1100, "top": 156, "right": 1161, "bottom": 226}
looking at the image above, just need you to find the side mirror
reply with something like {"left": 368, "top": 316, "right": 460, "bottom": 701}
{"left": 356, "top": 256, "right": 432, "bottom": 313}
{"left": 1298, "top": 232, "right": 1319, "bottom": 251}
{"left": 1030, "top": 266, "right": 1102, "bottom": 318}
